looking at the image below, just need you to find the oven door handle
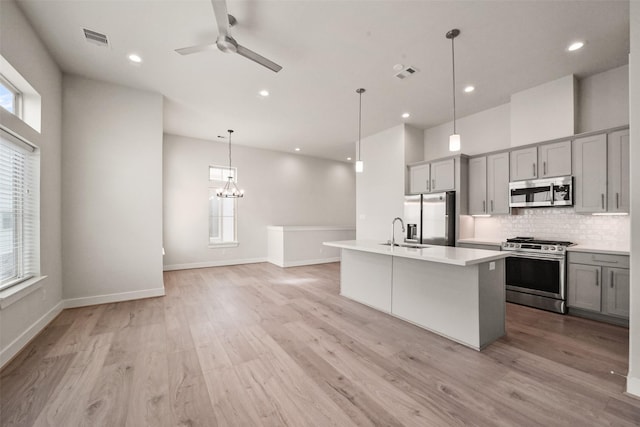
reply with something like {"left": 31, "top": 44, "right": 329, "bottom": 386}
{"left": 506, "top": 252, "right": 564, "bottom": 261}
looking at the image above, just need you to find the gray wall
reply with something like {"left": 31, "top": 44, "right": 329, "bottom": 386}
{"left": 0, "top": 0, "right": 63, "bottom": 364}
{"left": 62, "top": 75, "right": 164, "bottom": 303}
{"left": 355, "top": 124, "right": 423, "bottom": 243}
{"left": 424, "top": 65, "right": 629, "bottom": 160}
{"left": 163, "top": 133, "right": 355, "bottom": 269}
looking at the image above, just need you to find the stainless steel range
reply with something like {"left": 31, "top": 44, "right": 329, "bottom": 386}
{"left": 501, "top": 237, "right": 574, "bottom": 314}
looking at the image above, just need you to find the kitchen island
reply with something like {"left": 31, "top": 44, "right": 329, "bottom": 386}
{"left": 323, "top": 240, "right": 509, "bottom": 350}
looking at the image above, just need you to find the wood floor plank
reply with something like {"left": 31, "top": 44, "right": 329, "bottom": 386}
{"left": 80, "top": 360, "right": 135, "bottom": 426}
{"left": 45, "top": 305, "right": 106, "bottom": 357}
{"left": 0, "top": 354, "right": 75, "bottom": 427}
{"left": 2, "top": 262, "right": 639, "bottom": 426}
{"left": 167, "top": 349, "right": 217, "bottom": 427}
{"left": 202, "top": 366, "right": 263, "bottom": 426}
{"left": 125, "top": 350, "right": 172, "bottom": 427}
{"left": 32, "top": 332, "right": 113, "bottom": 427}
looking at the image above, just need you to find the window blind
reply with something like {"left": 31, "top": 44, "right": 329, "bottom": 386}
{"left": 0, "top": 127, "right": 38, "bottom": 291}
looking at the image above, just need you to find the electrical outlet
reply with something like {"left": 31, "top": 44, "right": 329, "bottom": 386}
{"left": 489, "top": 261, "right": 496, "bottom": 271}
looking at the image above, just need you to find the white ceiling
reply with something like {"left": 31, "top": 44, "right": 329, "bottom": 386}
{"left": 16, "top": 0, "right": 630, "bottom": 162}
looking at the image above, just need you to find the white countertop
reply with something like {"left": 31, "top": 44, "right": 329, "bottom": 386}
{"left": 323, "top": 240, "right": 508, "bottom": 266}
{"left": 457, "top": 238, "right": 504, "bottom": 246}
{"left": 567, "top": 244, "right": 630, "bottom": 256}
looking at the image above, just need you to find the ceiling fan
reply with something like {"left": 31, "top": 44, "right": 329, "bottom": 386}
{"left": 175, "top": 0, "right": 282, "bottom": 73}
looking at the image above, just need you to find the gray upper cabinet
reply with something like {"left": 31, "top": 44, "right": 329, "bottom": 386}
{"left": 607, "top": 130, "right": 630, "bottom": 213}
{"left": 468, "top": 153, "right": 509, "bottom": 215}
{"left": 573, "top": 134, "right": 607, "bottom": 213}
{"left": 409, "top": 159, "right": 454, "bottom": 194}
{"left": 538, "top": 140, "right": 571, "bottom": 178}
{"left": 409, "top": 163, "right": 430, "bottom": 194}
{"left": 468, "top": 157, "right": 487, "bottom": 215}
{"left": 509, "top": 147, "right": 537, "bottom": 181}
{"left": 430, "top": 159, "right": 455, "bottom": 192}
{"left": 487, "top": 153, "right": 510, "bottom": 214}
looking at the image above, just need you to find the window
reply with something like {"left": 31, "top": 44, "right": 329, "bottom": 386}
{"left": 0, "top": 74, "right": 21, "bottom": 117}
{"left": 209, "top": 166, "right": 237, "bottom": 246}
{"left": 0, "top": 128, "right": 39, "bottom": 292}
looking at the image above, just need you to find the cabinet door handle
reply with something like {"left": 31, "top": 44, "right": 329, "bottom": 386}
{"left": 432, "top": 179, "right": 435, "bottom": 189}
{"left": 426, "top": 180, "right": 430, "bottom": 192}
{"left": 595, "top": 272, "right": 599, "bottom": 287}
{"left": 601, "top": 194, "right": 605, "bottom": 210}
{"left": 616, "top": 192, "right": 619, "bottom": 209}
{"left": 482, "top": 200, "right": 486, "bottom": 213}
{"left": 610, "top": 270, "right": 614, "bottom": 288}
{"left": 491, "top": 200, "right": 494, "bottom": 212}
{"left": 543, "top": 161, "right": 547, "bottom": 175}
{"left": 533, "top": 163, "right": 536, "bottom": 176}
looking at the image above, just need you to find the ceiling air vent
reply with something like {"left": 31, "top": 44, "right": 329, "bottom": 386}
{"left": 83, "top": 28, "right": 109, "bottom": 47}
{"left": 394, "top": 66, "right": 419, "bottom": 80}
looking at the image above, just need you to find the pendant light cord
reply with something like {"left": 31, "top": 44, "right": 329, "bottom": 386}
{"left": 356, "top": 88, "right": 366, "bottom": 161}
{"left": 227, "top": 129, "right": 233, "bottom": 179}
{"left": 358, "top": 90, "right": 362, "bottom": 161}
{"left": 451, "top": 36, "right": 457, "bottom": 134}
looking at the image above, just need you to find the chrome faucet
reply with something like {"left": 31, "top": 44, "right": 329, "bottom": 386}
{"left": 390, "top": 217, "right": 405, "bottom": 246}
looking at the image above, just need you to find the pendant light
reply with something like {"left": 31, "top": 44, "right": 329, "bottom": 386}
{"left": 355, "top": 88, "right": 366, "bottom": 173}
{"left": 216, "top": 129, "right": 244, "bottom": 198}
{"left": 446, "top": 28, "right": 461, "bottom": 152}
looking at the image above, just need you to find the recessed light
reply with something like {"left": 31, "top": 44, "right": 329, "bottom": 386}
{"left": 464, "top": 85, "right": 475, "bottom": 93}
{"left": 347, "top": 157, "right": 352, "bottom": 161}
{"left": 294, "top": 147, "right": 300, "bottom": 152}
{"left": 259, "top": 90, "right": 269, "bottom": 97}
{"left": 402, "top": 113, "right": 410, "bottom": 119}
{"left": 128, "top": 53, "right": 142, "bottom": 63}
{"left": 568, "top": 41, "right": 584, "bottom": 52}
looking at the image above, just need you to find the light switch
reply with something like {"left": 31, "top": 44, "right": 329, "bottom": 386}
{"left": 489, "top": 261, "right": 496, "bottom": 271}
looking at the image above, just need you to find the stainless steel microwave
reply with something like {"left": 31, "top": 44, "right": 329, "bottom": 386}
{"left": 509, "top": 176, "right": 573, "bottom": 208}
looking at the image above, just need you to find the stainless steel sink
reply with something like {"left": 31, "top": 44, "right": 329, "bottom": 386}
{"left": 380, "top": 242, "right": 430, "bottom": 249}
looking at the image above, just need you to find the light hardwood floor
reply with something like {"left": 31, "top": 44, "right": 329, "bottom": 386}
{"left": 1, "top": 262, "right": 639, "bottom": 426}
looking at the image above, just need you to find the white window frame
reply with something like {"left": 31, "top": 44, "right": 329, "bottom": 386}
{"left": 209, "top": 165, "right": 238, "bottom": 247}
{"left": 0, "top": 127, "right": 39, "bottom": 293}
{"left": 0, "top": 73, "right": 22, "bottom": 118}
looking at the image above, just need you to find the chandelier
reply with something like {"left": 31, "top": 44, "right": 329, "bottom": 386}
{"left": 216, "top": 129, "right": 244, "bottom": 198}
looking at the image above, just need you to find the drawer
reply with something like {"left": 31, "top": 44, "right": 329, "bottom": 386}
{"left": 568, "top": 252, "right": 629, "bottom": 268}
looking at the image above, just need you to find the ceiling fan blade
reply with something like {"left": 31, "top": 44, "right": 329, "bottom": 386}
{"left": 175, "top": 44, "right": 218, "bottom": 55}
{"left": 236, "top": 44, "right": 283, "bottom": 73}
{"left": 211, "top": 0, "right": 230, "bottom": 36}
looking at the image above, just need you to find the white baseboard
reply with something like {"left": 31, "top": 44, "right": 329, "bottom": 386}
{"left": 0, "top": 300, "right": 65, "bottom": 368}
{"left": 64, "top": 287, "right": 165, "bottom": 309}
{"left": 163, "top": 257, "right": 267, "bottom": 271}
{"left": 281, "top": 257, "right": 341, "bottom": 268}
{"left": 627, "top": 375, "right": 640, "bottom": 398}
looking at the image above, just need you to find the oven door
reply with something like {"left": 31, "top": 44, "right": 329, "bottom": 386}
{"left": 505, "top": 252, "right": 565, "bottom": 300}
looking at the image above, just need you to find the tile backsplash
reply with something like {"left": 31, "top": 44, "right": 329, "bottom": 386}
{"left": 472, "top": 207, "right": 630, "bottom": 246}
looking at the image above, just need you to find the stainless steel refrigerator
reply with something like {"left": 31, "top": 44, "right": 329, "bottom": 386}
{"left": 403, "top": 191, "right": 455, "bottom": 246}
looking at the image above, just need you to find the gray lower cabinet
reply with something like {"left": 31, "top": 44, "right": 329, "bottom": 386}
{"left": 605, "top": 267, "right": 630, "bottom": 318}
{"left": 568, "top": 263, "right": 601, "bottom": 311}
{"left": 567, "top": 251, "right": 629, "bottom": 323}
